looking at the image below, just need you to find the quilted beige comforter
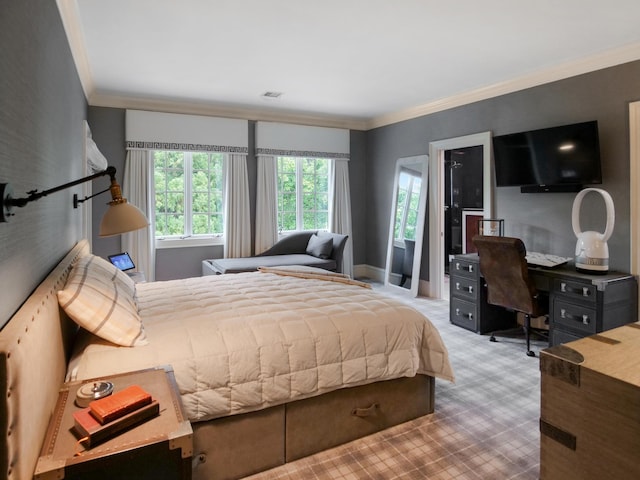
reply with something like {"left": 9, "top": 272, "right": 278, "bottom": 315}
{"left": 68, "top": 269, "right": 454, "bottom": 423}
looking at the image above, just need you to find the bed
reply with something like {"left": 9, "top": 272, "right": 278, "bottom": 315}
{"left": 0, "top": 239, "right": 454, "bottom": 480}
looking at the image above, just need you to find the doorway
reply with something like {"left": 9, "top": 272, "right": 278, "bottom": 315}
{"left": 444, "top": 145, "right": 484, "bottom": 274}
{"left": 428, "top": 132, "right": 493, "bottom": 299}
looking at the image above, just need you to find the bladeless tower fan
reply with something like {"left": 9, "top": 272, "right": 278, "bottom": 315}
{"left": 571, "top": 188, "right": 615, "bottom": 274}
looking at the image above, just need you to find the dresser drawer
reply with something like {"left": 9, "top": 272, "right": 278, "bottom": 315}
{"left": 450, "top": 276, "right": 478, "bottom": 301}
{"left": 552, "top": 300, "right": 597, "bottom": 335}
{"left": 450, "top": 258, "right": 477, "bottom": 279}
{"left": 553, "top": 278, "right": 596, "bottom": 305}
{"left": 450, "top": 297, "right": 477, "bottom": 332}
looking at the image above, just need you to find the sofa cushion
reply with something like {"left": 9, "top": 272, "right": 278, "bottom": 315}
{"left": 306, "top": 234, "right": 333, "bottom": 259}
{"left": 258, "top": 231, "right": 316, "bottom": 256}
{"left": 204, "top": 254, "right": 336, "bottom": 274}
{"left": 316, "top": 232, "right": 349, "bottom": 273}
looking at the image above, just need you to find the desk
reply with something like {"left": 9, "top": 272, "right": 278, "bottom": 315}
{"left": 449, "top": 253, "right": 638, "bottom": 345}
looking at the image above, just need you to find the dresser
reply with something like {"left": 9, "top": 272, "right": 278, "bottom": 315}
{"left": 449, "top": 254, "right": 638, "bottom": 344}
{"left": 540, "top": 324, "right": 640, "bottom": 479}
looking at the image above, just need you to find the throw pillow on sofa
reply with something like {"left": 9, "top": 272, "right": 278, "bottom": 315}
{"left": 306, "top": 234, "right": 333, "bottom": 259}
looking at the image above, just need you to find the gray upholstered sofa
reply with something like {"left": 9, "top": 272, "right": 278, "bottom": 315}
{"left": 202, "top": 231, "right": 349, "bottom": 275}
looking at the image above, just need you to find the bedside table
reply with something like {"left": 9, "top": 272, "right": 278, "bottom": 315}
{"left": 34, "top": 366, "right": 192, "bottom": 480}
{"left": 126, "top": 271, "right": 146, "bottom": 283}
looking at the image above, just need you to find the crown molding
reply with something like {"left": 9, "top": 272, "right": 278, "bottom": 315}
{"left": 59, "top": 0, "right": 640, "bottom": 132}
{"left": 57, "top": 0, "right": 93, "bottom": 100}
{"left": 366, "top": 42, "right": 640, "bottom": 130}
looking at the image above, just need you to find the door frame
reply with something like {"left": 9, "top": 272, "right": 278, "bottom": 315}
{"left": 428, "top": 132, "right": 494, "bottom": 298}
{"left": 630, "top": 101, "right": 640, "bottom": 317}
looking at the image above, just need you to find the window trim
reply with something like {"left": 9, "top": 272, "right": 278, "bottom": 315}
{"left": 277, "top": 156, "right": 330, "bottom": 234}
{"left": 153, "top": 150, "right": 226, "bottom": 248}
{"left": 155, "top": 235, "right": 223, "bottom": 249}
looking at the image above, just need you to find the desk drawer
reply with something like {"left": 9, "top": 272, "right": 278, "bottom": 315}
{"left": 450, "top": 258, "right": 477, "bottom": 279}
{"left": 552, "top": 300, "right": 597, "bottom": 335}
{"left": 550, "top": 328, "right": 582, "bottom": 346}
{"left": 450, "top": 276, "right": 478, "bottom": 301}
{"left": 553, "top": 278, "right": 596, "bottom": 305}
{"left": 450, "top": 297, "right": 477, "bottom": 332}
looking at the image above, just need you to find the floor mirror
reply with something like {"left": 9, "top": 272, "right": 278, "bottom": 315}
{"left": 384, "top": 155, "right": 429, "bottom": 296}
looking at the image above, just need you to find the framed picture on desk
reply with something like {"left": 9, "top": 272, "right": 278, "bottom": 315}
{"left": 462, "top": 209, "right": 483, "bottom": 253}
{"left": 478, "top": 218, "right": 505, "bottom": 237}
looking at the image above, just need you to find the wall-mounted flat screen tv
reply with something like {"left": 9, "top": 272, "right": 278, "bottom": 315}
{"left": 493, "top": 120, "right": 602, "bottom": 192}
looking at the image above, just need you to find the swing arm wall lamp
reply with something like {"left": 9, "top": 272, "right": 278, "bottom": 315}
{"left": 0, "top": 166, "right": 148, "bottom": 237}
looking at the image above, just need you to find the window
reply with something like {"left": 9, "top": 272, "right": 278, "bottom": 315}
{"left": 154, "top": 150, "right": 225, "bottom": 246}
{"left": 276, "top": 157, "right": 329, "bottom": 232}
{"left": 394, "top": 170, "right": 421, "bottom": 242}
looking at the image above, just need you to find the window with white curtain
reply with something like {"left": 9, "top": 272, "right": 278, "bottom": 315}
{"left": 277, "top": 156, "right": 329, "bottom": 232}
{"left": 154, "top": 150, "right": 225, "bottom": 247}
{"left": 394, "top": 170, "right": 421, "bottom": 244}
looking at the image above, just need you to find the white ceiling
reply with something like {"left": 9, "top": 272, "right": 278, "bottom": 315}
{"left": 59, "top": 0, "right": 640, "bottom": 130}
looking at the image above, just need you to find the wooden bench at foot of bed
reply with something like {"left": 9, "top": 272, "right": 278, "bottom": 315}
{"left": 191, "top": 374, "right": 434, "bottom": 480}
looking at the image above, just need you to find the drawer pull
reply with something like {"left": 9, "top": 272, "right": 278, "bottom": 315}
{"left": 455, "top": 308, "right": 473, "bottom": 320}
{"left": 455, "top": 282, "right": 473, "bottom": 294}
{"left": 560, "top": 309, "right": 590, "bottom": 325}
{"left": 560, "top": 282, "right": 591, "bottom": 297}
{"left": 455, "top": 263, "right": 473, "bottom": 273}
{"left": 351, "top": 403, "right": 378, "bottom": 417}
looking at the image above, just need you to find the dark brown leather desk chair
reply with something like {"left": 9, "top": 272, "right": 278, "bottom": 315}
{"left": 472, "top": 235, "right": 548, "bottom": 357}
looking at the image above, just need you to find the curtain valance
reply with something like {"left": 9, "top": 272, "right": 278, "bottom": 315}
{"left": 125, "top": 110, "right": 249, "bottom": 153}
{"left": 255, "top": 121, "right": 349, "bottom": 159}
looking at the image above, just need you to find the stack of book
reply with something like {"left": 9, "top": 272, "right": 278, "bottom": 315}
{"left": 73, "top": 385, "right": 159, "bottom": 447}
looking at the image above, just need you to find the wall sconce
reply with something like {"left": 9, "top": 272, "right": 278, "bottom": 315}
{"left": 0, "top": 166, "right": 148, "bottom": 237}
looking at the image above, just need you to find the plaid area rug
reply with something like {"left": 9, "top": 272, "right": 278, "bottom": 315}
{"left": 245, "top": 284, "right": 543, "bottom": 479}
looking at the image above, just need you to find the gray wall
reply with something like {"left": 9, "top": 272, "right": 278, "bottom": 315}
{"left": 367, "top": 61, "right": 640, "bottom": 279}
{"left": 349, "top": 130, "right": 368, "bottom": 266}
{"left": 91, "top": 60, "right": 640, "bottom": 281}
{"left": 2, "top": 0, "right": 638, "bottom": 312}
{"left": 86, "top": 107, "right": 126, "bottom": 259}
{"left": 0, "top": 0, "right": 87, "bottom": 329}
{"left": 87, "top": 108, "right": 370, "bottom": 280}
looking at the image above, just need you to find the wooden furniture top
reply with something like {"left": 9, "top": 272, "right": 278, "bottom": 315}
{"left": 541, "top": 322, "right": 640, "bottom": 385}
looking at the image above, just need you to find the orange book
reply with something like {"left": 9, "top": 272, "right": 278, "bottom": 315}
{"left": 73, "top": 400, "right": 159, "bottom": 447}
{"left": 89, "top": 385, "right": 152, "bottom": 424}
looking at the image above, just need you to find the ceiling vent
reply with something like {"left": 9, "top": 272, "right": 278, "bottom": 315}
{"left": 261, "top": 91, "right": 283, "bottom": 99}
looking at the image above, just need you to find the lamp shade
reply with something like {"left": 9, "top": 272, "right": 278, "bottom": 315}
{"left": 99, "top": 201, "right": 149, "bottom": 237}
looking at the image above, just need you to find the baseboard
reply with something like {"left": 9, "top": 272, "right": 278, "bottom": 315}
{"left": 353, "top": 264, "right": 384, "bottom": 282}
{"left": 418, "top": 279, "right": 431, "bottom": 297}
{"left": 354, "top": 265, "right": 436, "bottom": 299}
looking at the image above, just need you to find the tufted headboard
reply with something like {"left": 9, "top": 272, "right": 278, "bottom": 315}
{"left": 0, "top": 239, "right": 89, "bottom": 480}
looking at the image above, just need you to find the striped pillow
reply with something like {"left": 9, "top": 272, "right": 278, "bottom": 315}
{"left": 84, "top": 254, "right": 136, "bottom": 298}
{"left": 58, "top": 255, "right": 147, "bottom": 347}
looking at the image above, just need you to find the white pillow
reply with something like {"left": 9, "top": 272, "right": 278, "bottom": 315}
{"left": 58, "top": 255, "right": 147, "bottom": 347}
